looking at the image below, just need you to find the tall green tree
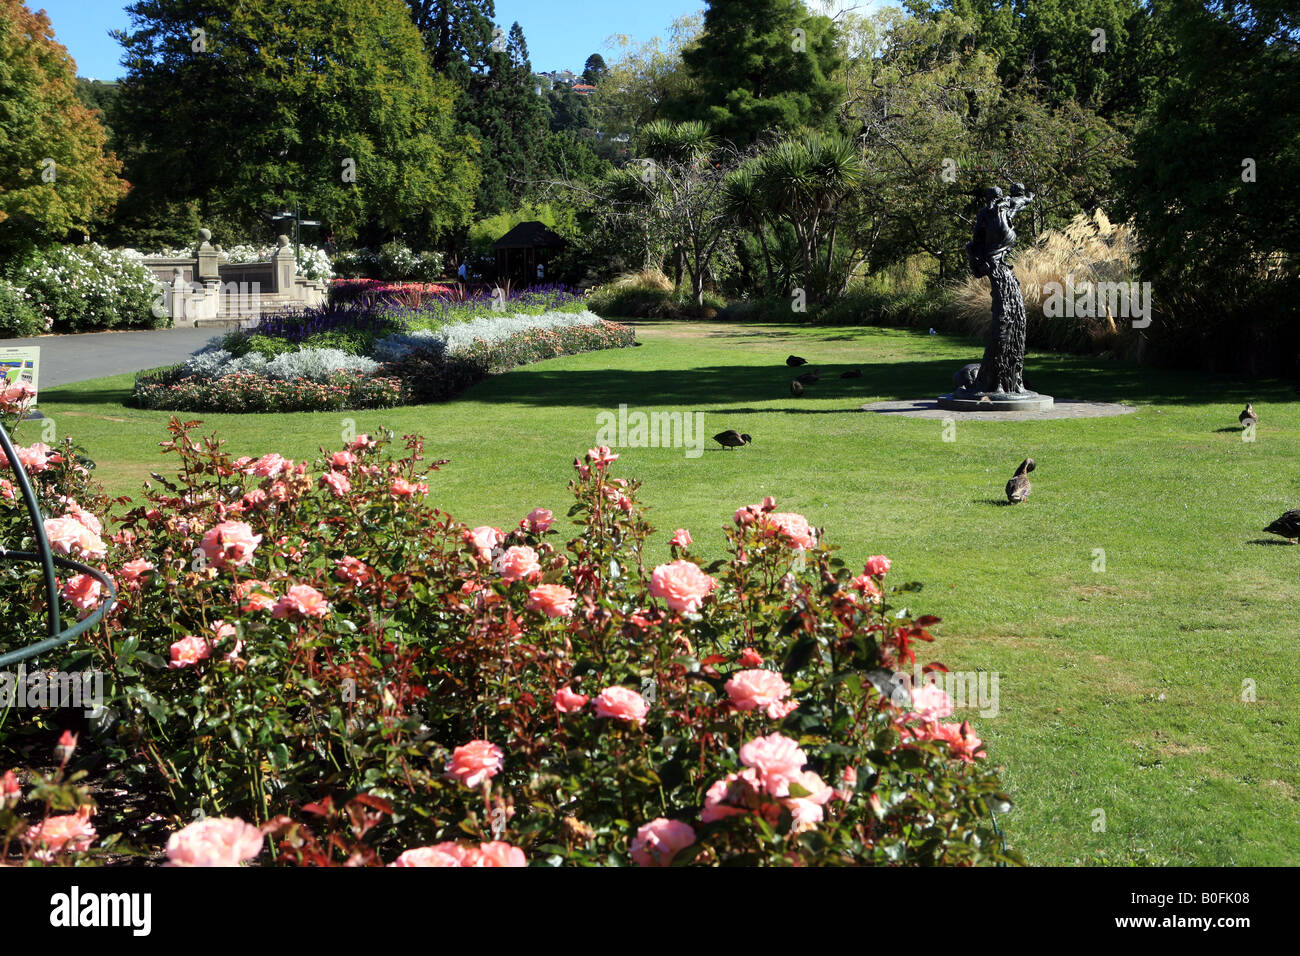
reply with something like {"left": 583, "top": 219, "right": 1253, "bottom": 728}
{"left": 407, "top": 0, "right": 497, "bottom": 87}
{"left": 668, "top": 0, "right": 841, "bottom": 145}
{"left": 112, "top": 0, "right": 479, "bottom": 248}
{"left": 0, "top": 0, "right": 127, "bottom": 253}
{"left": 1122, "top": 0, "right": 1300, "bottom": 371}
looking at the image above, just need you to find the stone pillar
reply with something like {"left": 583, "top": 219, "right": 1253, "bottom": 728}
{"left": 169, "top": 268, "right": 190, "bottom": 327}
{"left": 273, "top": 235, "right": 295, "bottom": 294}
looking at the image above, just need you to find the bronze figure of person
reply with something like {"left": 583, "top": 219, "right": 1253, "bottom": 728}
{"left": 965, "top": 183, "right": 1034, "bottom": 395}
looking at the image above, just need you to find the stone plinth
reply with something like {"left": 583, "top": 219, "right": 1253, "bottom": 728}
{"left": 937, "top": 389, "right": 1055, "bottom": 412}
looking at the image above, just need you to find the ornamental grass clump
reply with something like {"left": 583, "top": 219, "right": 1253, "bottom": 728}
{"left": 0, "top": 406, "right": 1019, "bottom": 866}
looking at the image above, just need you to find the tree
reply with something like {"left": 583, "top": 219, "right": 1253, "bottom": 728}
{"left": 1121, "top": 0, "right": 1300, "bottom": 373}
{"left": 111, "top": 0, "right": 479, "bottom": 248}
{"left": 590, "top": 15, "right": 702, "bottom": 136}
{"left": 407, "top": 0, "right": 497, "bottom": 88}
{"left": 668, "top": 0, "right": 841, "bottom": 145}
{"left": 459, "top": 21, "right": 551, "bottom": 215}
{"left": 582, "top": 53, "right": 607, "bottom": 85}
{"left": 0, "top": 0, "right": 127, "bottom": 253}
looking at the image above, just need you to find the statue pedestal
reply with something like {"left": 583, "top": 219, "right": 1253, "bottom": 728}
{"left": 937, "top": 389, "right": 1054, "bottom": 412}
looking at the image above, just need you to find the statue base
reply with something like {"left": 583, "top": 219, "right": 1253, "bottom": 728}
{"left": 937, "top": 389, "right": 1055, "bottom": 412}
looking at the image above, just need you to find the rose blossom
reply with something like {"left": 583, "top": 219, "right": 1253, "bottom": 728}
{"left": 169, "top": 635, "right": 212, "bottom": 669}
{"left": 235, "top": 579, "right": 275, "bottom": 611}
{"left": 0, "top": 769, "right": 20, "bottom": 808}
{"left": 924, "top": 721, "right": 986, "bottom": 763}
{"left": 649, "top": 560, "right": 717, "bottom": 614}
{"left": 865, "top": 554, "right": 892, "bottom": 576}
{"left": 738, "top": 647, "right": 764, "bottom": 668}
{"left": 630, "top": 818, "right": 696, "bottom": 867}
{"left": 59, "top": 574, "right": 102, "bottom": 611}
{"left": 761, "top": 512, "right": 817, "bottom": 549}
{"left": 199, "top": 521, "right": 262, "bottom": 570}
{"left": 725, "top": 669, "right": 798, "bottom": 720}
{"left": 43, "top": 516, "right": 105, "bottom": 559}
{"left": 786, "top": 770, "right": 833, "bottom": 830}
{"left": 119, "top": 558, "right": 155, "bottom": 586}
{"left": 701, "top": 768, "right": 763, "bottom": 822}
{"left": 446, "top": 740, "right": 503, "bottom": 788}
{"left": 905, "top": 683, "right": 955, "bottom": 724}
{"left": 271, "top": 584, "right": 330, "bottom": 619}
{"left": 526, "top": 584, "right": 575, "bottom": 618}
{"left": 247, "top": 453, "right": 290, "bottom": 478}
{"left": 522, "top": 507, "right": 553, "bottom": 534}
{"left": 475, "top": 841, "right": 527, "bottom": 867}
{"left": 851, "top": 574, "right": 883, "bottom": 603}
{"left": 335, "top": 556, "right": 370, "bottom": 587}
{"left": 466, "top": 525, "right": 503, "bottom": 561}
{"left": 25, "top": 805, "right": 95, "bottom": 861}
{"left": 389, "top": 843, "right": 474, "bottom": 867}
{"left": 320, "top": 471, "right": 350, "bottom": 498}
{"left": 593, "top": 686, "right": 650, "bottom": 726}
{"left": 669, "top": 528, "right": 692, "bottom": 548}
{"left": 587, "top": 445, "right": 618, "bottom": 468}
{"left": 390, "top": 476, "right": 428, "bottom": 498}
{"left": 165, "top": 817, "right": 264, "bottom": 866}
{"left": 553, "top": 686, "right": 589, "bottom": 713}
{"left": 347, "top": 434, "right": 375, "bottom": 451}
{"left": 738, "top": 733, "right": 808, "bottom": 795}
{"left": 330, "top": 450, "right": 357, "bottom": 469}
{"left": 495, "top": 545, "right": 541, "bottom": 583}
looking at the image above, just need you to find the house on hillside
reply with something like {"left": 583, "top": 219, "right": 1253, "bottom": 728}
{"left": 492, "top": 221, "right": 567, "bottom": 284}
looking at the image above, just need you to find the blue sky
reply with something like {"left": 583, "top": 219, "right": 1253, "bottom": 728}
{"left": 31, "top": 0, "right": 709, "bottom": 81}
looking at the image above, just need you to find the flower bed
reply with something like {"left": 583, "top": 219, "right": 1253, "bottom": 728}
{"left": 0, "top": 403, "right": 1017, "bottom": 866}
{"left": 130, "top": 307, "right": 634, "bottom": 413}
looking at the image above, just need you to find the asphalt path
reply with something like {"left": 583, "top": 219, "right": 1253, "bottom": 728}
{"left": 0, "top": 328, "right": 216, "bottom": 389}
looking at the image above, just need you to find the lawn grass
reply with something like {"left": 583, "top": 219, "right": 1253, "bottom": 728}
{"left": 25, "top": 318, "right": 1300, "bottom": 866}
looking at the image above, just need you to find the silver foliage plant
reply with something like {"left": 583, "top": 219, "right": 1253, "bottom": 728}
{"left": 371, "top": 309, "right": 606, "bottom": 362}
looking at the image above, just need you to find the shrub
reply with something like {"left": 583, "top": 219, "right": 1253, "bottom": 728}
{"left": 332, "top": 244, "right": 444, "bottom": 282}
{"left": 0, "top": 279, "right": 46, "bottom": 338}
{"left": 9, "top": 243, "right": 163, "bottom": 331}
{"left": 131, "top": 368, "right": 404, "bottom": 412}
{"left": 588, "top": 271, "right": 725, "bottom": 319}
{"left": 0, "top": 412, "right": 1020, "bottom": 866}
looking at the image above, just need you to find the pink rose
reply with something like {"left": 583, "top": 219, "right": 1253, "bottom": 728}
{"left": 922, "top": 721, "right": 986, "bottom": 763}
{"left": 865, "top": 555, "right": 892, "bottom": 576}
{"left": 59, "top": 574, "right": 102, "bottom": 611}
{"left": 199, "top": 521, "right": 262, "bottom": 570}
{"left": 475, "top": 841, "right": 527, "bottom": 867}
{"left": 725, "top": 669, "right": 798, "bottom": 720}
{"left": 446, "top": 740, "right": 503, "bottom": 788}
{"left": 320, "top": 471, "right": 350, "bottom": 497}
{"left": 587, "top": 446, "right": 618, "bottom": 469}
{"left": 235, "top": 579, "right": 275, "bottom": 611}
{"left": 762, "top": 496, "right": 777, "bottom": 510}
{"left": 593, "top": 686, "right": 650, "bottom": 726}
{"left": 169, "top": 635, "right": 212, "bottom": 669}
{"left": 738, "top": 733, "right": 808, "bottom": 795}
{"left": 669, "top": 528, "right": 692, "bottom": 548}
{"left": 0, "top": 769, "right": 19, "bottom": 808}
{"left": 785, "top": 770, "right": 833, "bottom": 830}
{"left": 16, "top": 443, "right": 52, "bottom": 473}
{"left": 527, "top": 584, "right": 576, "bottom": 618}
{"left": 495, "top": 545, "right": 541, "bottom": 583}
{"left": 522, "top": 508, "right": 553, "bottom": 534}
{"left": 25, "top": 805, "right": 95, "bottom": 862}
{"left": 649, "top": 560, "right": 717, "bottom": 614}
{"left": 466, "top": 525, "right": 503, "bottom": 561}
{"left": 336, "top": 556, "right": 370, "bottom": 587}
{"left": 761, "top": 512, "right": 817, "bottom": 549}
{"left": 247, "top": 453, "right": 290, "bottom": 478}
{"left": 701, "top": 768, "right": 763, "bottom": 822}
{"left": 347, "top": 434, "right": 375, "bottom": 451}
{"left": 630, "top": 818, "right": 696, "bottom": 867}
{"left": 389, "top": 843, "right": 475, "bottom": 867}
{"left": 119, "top": 558, "right": 155, "bottom": 585}
{"left": 271, "top": 584, "right": 330, "bottom": 619}
{"left": 738, "top": 647, "right": 764, "bottom": 668}
{"left": 553, "top": 686, "right": 589, "bottom": 713}
{"left": 390, "top": 476, "right": 428, "bottom": 498}
{"left": 850, "top": 574, "right": 883, "bottom": 603}
{"left": 165, "top": 817, "right": 264, "bottom": 867}
{"left": 905, "top": 683, "right": 954, "bottom": 724}
{"left": 64, "top": 505, "right": 102, "bottom": 535}
{"left": 43, "top": 516, "right": 106, "bottom": 559}
{"left": 330, "top": 450, "right": 357, "bottom": 469}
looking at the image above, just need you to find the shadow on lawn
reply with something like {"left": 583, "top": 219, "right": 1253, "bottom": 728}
{"left": 40, "top": 388, "right": 136, "bottom": 408}
{"left": 478, "top": 351, "right": 1289, "bottom": 410}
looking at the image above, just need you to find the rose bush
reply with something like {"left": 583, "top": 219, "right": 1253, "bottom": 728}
{"left": 0, "top": 406, "right": 1019, "bottom": 866}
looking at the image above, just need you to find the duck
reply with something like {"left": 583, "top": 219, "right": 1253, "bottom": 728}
{"left": 840, "top": 368, "right": 863, "bottom": 379}
{"left": 1239, "top": 403, "right": 1258, "bottom": 427}
{"left": 786, "top": 355, "right": 808, "bottom": 367}
{"left": 1005, "top": 458, "right": 1035, "bottom": 504}
{"left": 1263, "top": 509, "right": 1300, "bottom": 543}
{"left": 714, "top": 430, "right": 752, "bottom": 450}
{"left": 794, "top": 369, "right": 820, "bottom": 385}
{"left": 790, "top": 379, "right": 804, "bottom": 397}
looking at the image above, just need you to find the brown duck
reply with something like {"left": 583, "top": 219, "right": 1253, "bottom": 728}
{"left": 1240, "top": 403, "right": 1258, "bottom": 428}
{"left": 714, "top": 430, "right": 752, "bottom": 450}
{"left": 1005, "top": 458, "right": 1035, "bottom": 504}
{"left": 786, "top": 355, "right": 807, "bottom": 367}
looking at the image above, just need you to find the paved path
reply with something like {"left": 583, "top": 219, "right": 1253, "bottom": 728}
{"left": 0, "top": 328, "right": 216, "bottom": 389}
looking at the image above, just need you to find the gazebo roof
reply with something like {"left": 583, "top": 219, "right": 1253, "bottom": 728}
{"left": 492, "top": 220, "right": 567, "bottom": 249}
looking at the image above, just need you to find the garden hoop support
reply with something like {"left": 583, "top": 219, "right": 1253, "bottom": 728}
{"left": 0, "top": 419, "right": 116, "bottom": 668}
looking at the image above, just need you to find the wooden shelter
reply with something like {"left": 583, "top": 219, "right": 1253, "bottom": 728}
{"left": 492, "top": 221, "right": 567, "bottom": 283}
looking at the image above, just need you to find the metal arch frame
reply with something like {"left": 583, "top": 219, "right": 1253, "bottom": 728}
{"left": 0, "top": 419, "right": 116, "bottom": 668}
